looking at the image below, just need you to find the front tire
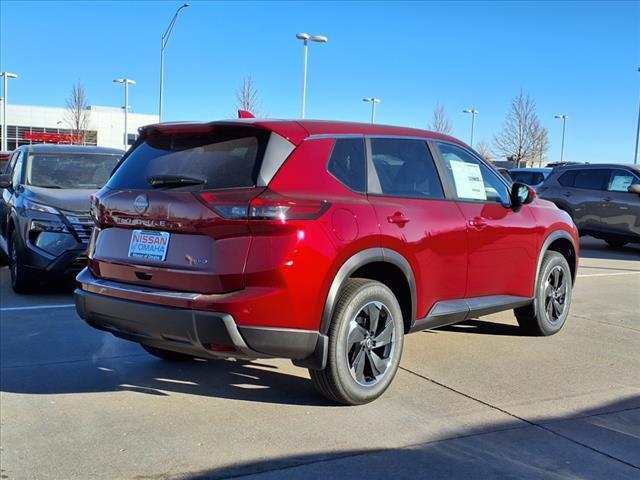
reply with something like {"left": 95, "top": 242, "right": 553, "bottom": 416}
{"left": 310, "top": 278, "right": 404, "bottom": 405}
{"left": 142, "top": 344, "right": 194, "bottom": 361}
{"left": 514, "top": 251, "right": 572, "bottom": 336}
{"left": 9, "top": 231, "right": 36, "bottom": 294}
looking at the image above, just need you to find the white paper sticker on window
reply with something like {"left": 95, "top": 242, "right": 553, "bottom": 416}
{"left": 450, "top": 160, "right": 487, "bottom": 200}
{"left": 609, "top": 175, "right": 633, "bottom": 192}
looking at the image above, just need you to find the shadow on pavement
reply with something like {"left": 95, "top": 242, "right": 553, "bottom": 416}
{"left": 578, "top": 237, "right": 640, "bottom": 261}
{"left": 180, "top": 396, "right": 640, "bottom": 480}
{"left": 0, "top": 348, "right": 333, "bottom": 406}
{"left": 439, "top": 319, "right": 523, "bottom": 336}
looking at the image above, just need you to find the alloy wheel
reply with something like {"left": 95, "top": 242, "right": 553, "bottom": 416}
{"left": 543, "top": 265, "right": 568, "bottom": 324}
{"left": 346, "top": 301, "right": 396, "bottom": 386}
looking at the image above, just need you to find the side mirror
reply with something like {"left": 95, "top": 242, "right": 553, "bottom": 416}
{"left": 627, "top": 184, "right": 640, "bottom": 195}
{"left": 0, "top": 174, "right": 12, "bottom": 189}
{"left": 510, "top": 182, "right": 535, "bottom": 212}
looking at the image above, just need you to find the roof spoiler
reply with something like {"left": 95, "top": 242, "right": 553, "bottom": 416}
{"left": 238, "top": 109, "right": 256, "bottom": 119}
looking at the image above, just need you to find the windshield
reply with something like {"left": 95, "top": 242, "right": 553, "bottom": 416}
{"left": 26, "top": 153, "right": 121, "bottom": 189}
{"left": 509, "top": 171, "right": 546, "bottom": 186}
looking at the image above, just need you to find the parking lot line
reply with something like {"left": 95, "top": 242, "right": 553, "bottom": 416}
{"left": 576, "top": 272, "right": 640, "bottom": 278}
{"left": 0, "top": 304, "right": 76, "bottom": 312}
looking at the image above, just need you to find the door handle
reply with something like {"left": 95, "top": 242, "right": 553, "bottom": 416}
{"left": 603, "top": 196, "right": 612, "bottom": 202}
{"left": 468, "top": 217, "right": 487, "bottom": 229}
{"left": 562, "top": 192, "right": 573, "bottom": 197}
{"left": 387, "top": 212, "right": 410, "bottom": 225}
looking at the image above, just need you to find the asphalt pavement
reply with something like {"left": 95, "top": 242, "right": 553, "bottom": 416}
{"left": 0, "top": 237, "right": 639, "bottom": 479}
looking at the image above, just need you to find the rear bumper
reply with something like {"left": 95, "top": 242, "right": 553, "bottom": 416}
{"left": 74, "top": 269, "right": 327, "bottom": 367}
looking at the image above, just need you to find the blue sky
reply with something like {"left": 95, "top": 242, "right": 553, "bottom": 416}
{"left": 1, "top": 0, "right": 639, "bottom": 163}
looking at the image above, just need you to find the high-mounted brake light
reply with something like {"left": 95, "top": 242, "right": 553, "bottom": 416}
{"left": 198, "top": 191, "right": 330, "bottom": 221}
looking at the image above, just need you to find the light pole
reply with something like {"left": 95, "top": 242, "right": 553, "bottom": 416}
{"left": 296, "top": 32, "right": 328, "bottom": 119}
{"left": 463, "top": 108, "right": 478, "bottom": 147}
{"left": 555, "top": 114, "right": 568, "bottom": 162}
{"left": 634, "top": 67, "right": 640, "bottom": 164}
{"left": 362, "top": 97, "right": 381, "bottom": 124}
{"left": 1, "top": 72, "right": 18, "bottom": 151}
{"left": 113, "top": 79, "right": 136, "bottom": 150}
{"left": 159, "top": 3, "right": 190, "bottom": 122}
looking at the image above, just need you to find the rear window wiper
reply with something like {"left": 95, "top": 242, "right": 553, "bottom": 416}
{"left": 146, "top": 174, "right": 207, "bottom": 187}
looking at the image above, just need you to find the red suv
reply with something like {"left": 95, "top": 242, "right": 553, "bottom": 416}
{"left": 74, "top": 120, "right": 579, "bottom": 405}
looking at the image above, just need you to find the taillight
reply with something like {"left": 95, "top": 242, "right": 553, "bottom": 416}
{"left": 198, "top": 190, "right": 329, "bottom": 221}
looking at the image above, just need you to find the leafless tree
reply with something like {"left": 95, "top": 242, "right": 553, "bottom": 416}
{"left": 64, "top": 81, "right": 90, "bottom": 144}
{"left": 475, "top": 141, "right": 493, "bottom": 162}
{"left": 429, "top": 103, "right": 453, "bottom": 135}
{"left": 493, "top": 91, "right": 546, "bottom": 167}
{"left": 236, "top": 75, "right": 261, "bottom": 116}
{"left": 534, "top": 127, "right": 550, "bottom": 167}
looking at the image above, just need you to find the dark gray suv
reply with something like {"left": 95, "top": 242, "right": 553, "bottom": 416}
{"left": 0, "top": 144, "right": 122, "bottom": 292}
{"left": 538, "top": 164, "right": 640, "bottom": 247}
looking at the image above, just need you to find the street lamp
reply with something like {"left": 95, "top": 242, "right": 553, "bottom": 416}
{"left": 113, "top": 78, "right": 136, "bottom": 150}
{"left": 555, "top": 114, "right": 568, "bottom": 162}
{"left": 634, "top": 67, "right": 640, "bottom": 164}
{"left": 462, "top": 108, "right": 478, "bottom": 147}
{"left": 296, "top": 32, "right": 328, "bottom": 119}
{"left": 362, "top": 97, "right": 381, "bottom": 124}
{"left": 159, "top": 3, "right": 190, "bottom": 121}
{"left": 1, "top": 72, "right": 18, "bottom": 151}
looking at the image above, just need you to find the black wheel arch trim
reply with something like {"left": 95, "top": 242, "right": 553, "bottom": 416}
{"left": 320, "top": 247, "right": 417, "bottom": 336}
{"left": 536, "top": 230, "right": 578, "bottom": 292}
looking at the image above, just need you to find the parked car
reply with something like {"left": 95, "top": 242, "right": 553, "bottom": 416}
{"left": 538, "top": 163, "right": 640, "bottom": 247}
{"left": 0, "top": 151, "right": 12, "bottom": 173}
{"left": 508, "top": 167, "right": 552, "bottom": 188}
{"left": 74, "top": 120, "right": 579, "bottom": 405}
{"left": 0, "top": 144, "right": 123, "bottom": 292}
{"left": 496, "top": 167, "right": 512, "bottom": 181}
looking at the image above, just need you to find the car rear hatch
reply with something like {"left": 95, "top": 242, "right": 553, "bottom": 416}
{"left": 89, "top": 123, "right": 295, "bottom": 294}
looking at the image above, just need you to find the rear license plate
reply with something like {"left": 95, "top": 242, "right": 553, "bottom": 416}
{"left": 128, "top": 230, "right": 170, "bottom": 261}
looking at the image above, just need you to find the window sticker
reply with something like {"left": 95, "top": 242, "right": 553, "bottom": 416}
{"left": 450, "top": 160, "right": 487, "bottom": 200}
{"left": 609, "top": 175, "right": 633, "bottom": 192}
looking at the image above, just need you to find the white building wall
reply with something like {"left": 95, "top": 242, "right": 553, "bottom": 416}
{"left": 2, "top": 104, "right": 159, "bottom": 149}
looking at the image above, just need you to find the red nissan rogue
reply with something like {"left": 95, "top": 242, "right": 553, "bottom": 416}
{"left": 75, "top": 120, "right": 579, "bottom": 405}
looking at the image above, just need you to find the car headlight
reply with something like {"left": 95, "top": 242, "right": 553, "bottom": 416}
{"left": 30, "top": 219, "right": 69, "bottom": 233}
{"left": 23, "top": 197, "right": 61, "bottom": 215}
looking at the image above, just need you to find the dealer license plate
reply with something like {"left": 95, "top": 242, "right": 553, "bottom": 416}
{"left": 128, "top": 230, "right": 170, "bottom": 261}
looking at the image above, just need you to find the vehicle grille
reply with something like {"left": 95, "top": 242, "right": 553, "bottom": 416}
{"left": 64, "top": 213, "right": 94, "bottom": 244}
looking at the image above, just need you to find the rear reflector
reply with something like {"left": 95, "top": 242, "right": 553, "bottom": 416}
{"left": 205, "top": 344, "right": 237, "bottom": 352}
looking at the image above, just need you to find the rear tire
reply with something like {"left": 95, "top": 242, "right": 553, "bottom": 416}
{"left": 142, "top": 344, "right": 194, "bottom": 361}
{"left": 9, "top": 231, "right": 36, "bottom": 294}
{"left": 309, "top": 278, "right": 404, "bottom": 405}
{"left": 605, "top": 240, "right": 627, "bottom": 248}
{"left": 514, "top": 251, "right": 572, "bottom": 336}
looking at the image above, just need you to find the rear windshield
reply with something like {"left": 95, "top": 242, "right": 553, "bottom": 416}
{"left": 107, "top": 127, "right": 270, "bottom": 191}
{"left": 26, "top": 154, "right": 121, "bottom": 189}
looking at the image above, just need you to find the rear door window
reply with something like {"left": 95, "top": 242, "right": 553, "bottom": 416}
{"left": 108, "top": 127, "right": 270, "bottom": 191}
{"left": 370, "top": 138, "right": 444, "bottom": 199}
{"left": 327, "top": 138, "right": 366, "bottom": 192}
{"left": 572, "top": 169, "right": 609, "bottom": 191}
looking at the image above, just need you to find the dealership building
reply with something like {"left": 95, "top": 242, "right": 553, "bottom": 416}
{"left": 0, "top": 103, "right": 159, "bottom": 151}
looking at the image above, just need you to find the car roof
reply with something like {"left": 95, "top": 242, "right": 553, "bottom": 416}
{"left": 554, "top": 163, "right": 640, "bottom": 172}
{"left": 508, "top": 168, "right": 551, "bottom": 172}
{"left": 140, "top": 119, "right": 467, "bottom": 147}
{"left": 20, "top": 144, "right": 124, "bottom": 155}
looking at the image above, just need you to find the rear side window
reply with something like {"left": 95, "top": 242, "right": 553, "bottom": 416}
{"left": 558, "top": 170, "right": 577, "bottom": 187}
{"left": 572, "top": 169, "right": 609, "bottom": 191}
{"left": 108, "top": 127, "right": 270, "bottom": 191}
{"left": 509, "top": 171, "right": 545, "bottom": 186}
{"left": 370, "top": 138, "right": 444, "bottom": 199}
{"left": 327, "top": 138, "right": 366, "bottom": 192}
